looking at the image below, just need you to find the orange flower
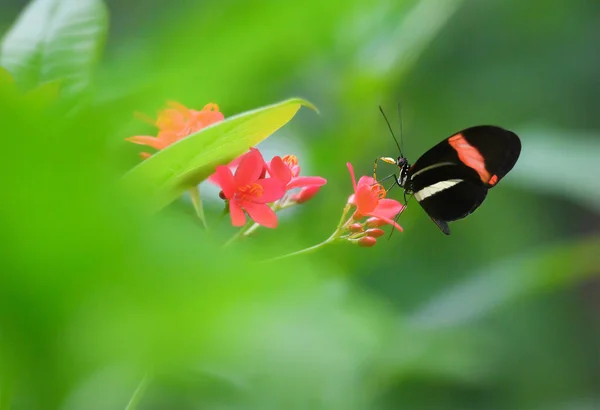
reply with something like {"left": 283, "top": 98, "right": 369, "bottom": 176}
{"left": 126, "top": 101, "right": 224, "bottom": 159}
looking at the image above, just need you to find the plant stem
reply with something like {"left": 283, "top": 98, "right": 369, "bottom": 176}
{"left": 189, "top": 186, "right": 208, "bottom": 230}
{"left": 243, "top": 222, "right": 261, "bottom": 236}
{"left": 262, "top": 203, "right": 354, "bottom": 262}
{"left": 125, "top": 375, "right": 149, "bottom": 410}
{"left": 223, "top": 220, "right": 255, "bottom": 247}
{"left": 263, "top": 236, "right": 337, "bottom": 262}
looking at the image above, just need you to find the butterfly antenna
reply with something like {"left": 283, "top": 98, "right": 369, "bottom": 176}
{"left": 379, "top": 106, "right": 403, "bottom": 157}
{"left": 397, "top": 102, "right": 405, "bottom": 158}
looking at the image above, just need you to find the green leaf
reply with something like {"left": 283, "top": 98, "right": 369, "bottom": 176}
{"left": 409, "top": 235, "right": 600, "bottom": 329}
{"left": 121, "top": 98, "right": 317, "bottom": 213}
{"left": 0, "top": 0, "right": 108, "bottom": 99}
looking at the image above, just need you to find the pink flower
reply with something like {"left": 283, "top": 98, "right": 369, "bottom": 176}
{"left": 268, "top": 154, "right": 327, "bottom": 191}
{"left": 346, "top": 162, "right": 404, "bottom": 231}
{"left": 212, "top": 148, "right": 285, "bottom": 228}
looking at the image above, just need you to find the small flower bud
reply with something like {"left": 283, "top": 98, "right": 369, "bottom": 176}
{"left": 349, "top": 223, "right": 364, "bottom": 233}
{"left": 358, "top": 236, "right": 377, "bottom": 247}
{"left": 292, "top": 185, "right": 322, "bottom": 204}
{"left": 365, "top": 217, "right": 386, "bottom": 228}
{"left": 365, "top": 228, "right": 385, "bottom": 238}
{"left": 347, "top": 194, "right": 356, "bottom": 205}
{"left": 218, "top": 190, "right": 226, "bottom": 200}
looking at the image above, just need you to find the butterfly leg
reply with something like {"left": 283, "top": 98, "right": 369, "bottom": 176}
{"left": 371, "top": 173, "right": 399, "bottom": 195}
{"left": 386, "top": 195, "right": 407, "bottom": 240}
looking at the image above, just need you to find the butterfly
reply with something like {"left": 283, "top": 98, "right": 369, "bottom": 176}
{"left": 375, "top": 106, "right": 521, "bottom": 235}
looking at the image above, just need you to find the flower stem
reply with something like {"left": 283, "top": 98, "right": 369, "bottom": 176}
{"left": 224, "top": 201, "right": 282, "bottom": 245}
{"left": 125, "top": 375, "right": 149, "bottom": 410}
{"left": 189, "top": 186, "right": 208, "bottom": 230}
{"left": 262, "top": 203, "right": 353, "bottom": 262}
{"left": 263, "top": 236, "right": 337, "bottom": 262}
{"left": 223, "top": 220, "right": 255, "bottom": 247}
{"left": 243, "top": 222, "right": 261, "bottom": 236}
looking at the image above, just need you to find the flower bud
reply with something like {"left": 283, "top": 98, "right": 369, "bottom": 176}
{"left": 292, "top": 185, "right": 322, "bottom": 204}
{"left": 365, "top": 217, "right": 386, "bottom": 228}
{"left": 358, "top": 236, "right": 377, "bottom": 247}
{"left": 349, "top": 223, "right": 364, "bottom": 233}
{"left": 365, "top": 228, "right": 385, "bottom": 238}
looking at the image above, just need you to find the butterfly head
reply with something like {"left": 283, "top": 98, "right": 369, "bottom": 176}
{"left": 380, "top": 156, "right": 410, "bottom": 187}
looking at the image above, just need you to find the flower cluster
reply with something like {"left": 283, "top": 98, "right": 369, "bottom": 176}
{"left": 210, "top": 148, "right": 327, "bottom": 228}
{"left": 337, "top": 162, "right": 404, "bottom": 247}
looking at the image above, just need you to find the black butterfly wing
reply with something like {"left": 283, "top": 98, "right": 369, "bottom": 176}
{"left": 409, "top": 125, "right": 521, "bottom": 188}
{"left": 409, "top": 162, "right": 488, "bottom": 231}
{"left": 406, "top": 125, "right": 521, "bottom": 234}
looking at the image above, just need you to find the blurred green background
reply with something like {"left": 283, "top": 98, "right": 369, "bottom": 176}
{"left": 1, "top": 0, "right": 599, "bottom": 409}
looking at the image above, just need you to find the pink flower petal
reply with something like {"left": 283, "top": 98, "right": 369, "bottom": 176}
{"left": 354, "top": 184, "right": 378, "bottom": 214}
{"left": 229, "top": 200, "right": 247, "bottom": 227}
{"left": 356, "top": 175, "right": 377, "bottom": 188}
{"left": 234, "top": 148, "right": 265, "bottom": 186}
{"left": 213, "top": 165, "right": 236, "bottom": 198}
{"left": 346, "top": 162, "right": 358, "bottom": 191}
{"left": 243, "top": 202, "right": 278, "bottom": 228}
{"left": 254, "top": 178, "right": 286, "bottom": 203}
{"left": 373, "top": 199, "right": 404, "bottom": 219}
{"left": 207, "top": 151, "right": 248, "bottom": 184}
{"left": 268, "top": 156, "right": 292, "bottom": 185}
{"left": 286, "top": 176, "right": 327, "bottom": 190}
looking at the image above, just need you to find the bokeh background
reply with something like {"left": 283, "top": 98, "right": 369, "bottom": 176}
{"left": 1, "top": 0, "right": 599, "bottom": 409}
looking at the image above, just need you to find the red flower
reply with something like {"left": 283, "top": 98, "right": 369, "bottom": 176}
{"left": 212, "top": 148, "right": 285, "bottom": 228}
{"left": 268, "top": 154, "right": 327, "bottom": 191}
{"left": 209, "top": 152, "right": 326, "bottom": 206}
{"left": 346, "top": 162, "right": 403, "bottom": 231}
{"left": 126, "top": 101, "right": 224, "bottom": 159}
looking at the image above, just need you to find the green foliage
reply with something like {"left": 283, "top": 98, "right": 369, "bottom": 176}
{"left": 0, "top": 0, "right": 599, "bottom": 409}
{"left": 0, "top": 0, "right": 107, "bottom": 102}
{"left": 121, "top": 98, "right": 317, "bottom": 213}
